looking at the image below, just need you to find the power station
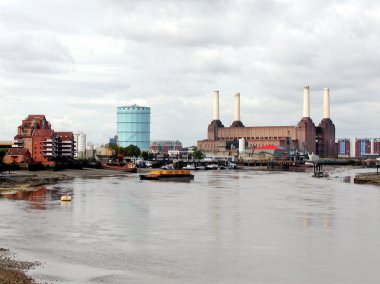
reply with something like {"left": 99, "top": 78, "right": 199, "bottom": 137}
{"left": 197, "top": 86, "right": 336, "bottom": 158}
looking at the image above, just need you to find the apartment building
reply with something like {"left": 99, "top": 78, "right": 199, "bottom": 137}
{"left": 3, "top": 115, "right": 75, "bottom": 165}
{"left": 336, "top": 138, "right": 380, "bottom": 157}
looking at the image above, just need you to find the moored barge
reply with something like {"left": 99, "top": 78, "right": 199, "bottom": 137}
{"left": 140, "top": 170, "right": 194, "bottom": 181}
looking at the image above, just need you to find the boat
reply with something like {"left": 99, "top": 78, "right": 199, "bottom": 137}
{"left": 313, "top": 171, "right": 329, "bottom": 178}
{"left": 161, "top": 164, "right": 174, "bottom": 170}
{"left": 140, "top": 170, "right": 194, "bottom": 181}
{"left": 226, "top": 163, "right": 237, "bottom": 169}
{"left": 196, "top": 165, "right": 206, "bottom": 170}
{"left": 61, "top": 195, "right": 72, "bottom": 201}
{"left": 103, "top": 163, "right": 137, "bottom": 173}
{"left": 183, "top": 164, "right": 196, "bottom": 170}
{"left": 206, "top": 164, "right": 219, "bottom": 170}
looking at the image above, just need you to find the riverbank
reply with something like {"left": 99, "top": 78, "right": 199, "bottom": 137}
{"left": 0, "top": 248, "right": 39, "bottom": 284}
{"left": 354, "top": 172, "right": 380, "bottom": 185}
{"left": 0, "top": 168, "right": 140, "bottom": 194}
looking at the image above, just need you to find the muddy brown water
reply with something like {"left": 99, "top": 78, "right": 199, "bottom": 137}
{"left": 1, "top": 168, "right": 380, "bottom": 283}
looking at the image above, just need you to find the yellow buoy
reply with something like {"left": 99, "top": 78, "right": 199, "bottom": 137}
{"left": 60, "top": 195, "right": 72, "bottom": 202}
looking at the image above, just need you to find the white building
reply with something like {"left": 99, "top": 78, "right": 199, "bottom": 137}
{"left": 74, "top": 132, "right": 86, "bottom": 159}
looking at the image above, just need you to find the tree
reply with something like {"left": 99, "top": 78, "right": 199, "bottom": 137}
{"left": 121, "top": 145, "right": 141, "bottom": 157}
{"left": 141, "top": 151, "right": 153, "bottom": 160}
{"left": 0, "top": 148, "right": 8, "bottom": 163}
{"left": 192, "top": 148, "right": 204, "bottom": 160}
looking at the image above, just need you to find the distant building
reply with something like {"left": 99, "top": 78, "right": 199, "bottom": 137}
{"left": 56, "top": 132, "right": 75, "bottom": 158}
{"left": 117, "top": 105, "right": 150, "bottom": 150}
{"left": 3, "top": 115, "right": 75, "bottom": 165}
{"left": 74, "top": 132, "right": 86, "bottom": 159}
{"left": 337, "top": 138, "right": 351, "bottom": 157}
{"left": 198, "top": 87, "right": 336, "bottom": 158}
{"left": 86, "top": 142, "right": 95, "bottom": 159}
{"left": 150, "top": 140, "right": 182, "bottom": 154}
{"left": 253, "top": 145, "right": 289, "bottom": 157}
{"left": 109, "top": 135, "right": 118, "bottom": 146}
{"left": 336, "top": 138, "right": 380, "bottom": 157}
{"left": 95, "top": 146, "right": 115, "bottom": 163}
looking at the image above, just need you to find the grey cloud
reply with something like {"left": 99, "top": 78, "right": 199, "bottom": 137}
{"left": 0, "top": 33, "right": 74, "bottom": 73}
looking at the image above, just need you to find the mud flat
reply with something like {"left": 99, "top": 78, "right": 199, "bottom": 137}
{"left": 0, "top": 248, "right": 40, "bottom": 284}
{"left": 354, "top": 172, "right": 380, "bottom": 185}
{"left": 0, "top": 168, "right": 137, "bottom": 194}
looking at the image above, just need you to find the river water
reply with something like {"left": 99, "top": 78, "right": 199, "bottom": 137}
{"left": 1, "top": 168, "right": 380, "bottom": 283}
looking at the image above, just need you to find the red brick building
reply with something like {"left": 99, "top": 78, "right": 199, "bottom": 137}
{"left": 2, "top": 148, "right": 32, "bottom": 164}
{"left": 150, "top": 140, "right": 182, "bottom": 154}
{"left": 198, "top": 88, "right": 336, "bottom": 158}
{"left": 3, "top": 115, "right": 75, "bottom": 165}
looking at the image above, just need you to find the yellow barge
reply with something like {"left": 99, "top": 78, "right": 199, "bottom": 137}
{"left": 140, "top": 169, "right": 194, "bottom": 181}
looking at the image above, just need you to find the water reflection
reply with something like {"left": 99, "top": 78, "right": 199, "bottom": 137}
{"left": 340, "top": 176, "right": 352, "bottom": 183}
{"left": 3, "top": 186, "right": 73, "bottom": 210}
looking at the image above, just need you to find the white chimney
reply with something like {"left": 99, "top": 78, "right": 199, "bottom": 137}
{"left": 303, "top": 86, "right": 310, "bottom": 118}
{"left": 323, "top": 88, "right": 330, "bottom": 119}
{"left": 234, "top": 92, "right": 240, "bottom": 121}
{"left": 213, "top": 91, "right": 220, "bottom": 120}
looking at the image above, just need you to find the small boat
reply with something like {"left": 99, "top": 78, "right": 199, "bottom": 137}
{"left": 206, "top": 164, "right": 219, "bottom": 170}
{"left": 103, "top": 163, "right": 137, "bottom": 173}
{"left": 226, "top": 163, "right": 237, "bottom": 169}
{"left": 313, "top": 171, "right": 329, "bottom": 178}
{"left": 196, "top": 165, "right": 206, "bottom": 170}
{"left": 183, "top": 164, "right": 196, "bottom": 170}
{"left": 161, "top": 164, "right": 174, "bottom": 170}
{"left": 61, "top": 195, "right": 72, "bottom": 201}
{"left": 140, "top": 170, "right": 194, "bottom": 181}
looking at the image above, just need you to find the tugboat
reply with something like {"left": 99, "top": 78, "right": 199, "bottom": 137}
{"left": 140, "top": 169, "right": 194, "bottom": 181}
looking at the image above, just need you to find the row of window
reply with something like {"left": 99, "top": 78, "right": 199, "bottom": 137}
{"left": 220, "top": 136, "right": 282, "bottom": 140}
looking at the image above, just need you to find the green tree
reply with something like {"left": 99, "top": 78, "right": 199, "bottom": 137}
{"left": 0, "top": 148, "right": 8, "bottom": 163}
{"left": 141, "top": 151, "right": 153, "bottom": 160}
{"left": 121, "top": 145, "right": 141, "bottom": 157}
{"left": 192, "top": 148, "right": 204, "bottom": 160}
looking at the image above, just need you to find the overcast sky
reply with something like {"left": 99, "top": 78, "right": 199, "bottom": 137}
{"left": 0, "top": 0, "right": 379, "bottom": 146}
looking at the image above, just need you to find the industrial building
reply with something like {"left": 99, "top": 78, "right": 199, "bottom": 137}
{"left": 337, "top": 138, "right": 380, "bottom": 157}
{"left": 150, "top": 140, "right": 183, "bottom": 154}
{"left": 117, "top": 104, "right": 150, "bottom": 150}
{"left": 3, "top": 115, "right": 75, "bottom": 165}
{"left": 197, "top": 87, "right": 336, "bottom": 158}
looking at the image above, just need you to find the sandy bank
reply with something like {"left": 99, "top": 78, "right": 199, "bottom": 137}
{"left": 0, "top": 248, "right": 39, "bottom": 284}
{"left": 0, "top": 168, "right": 142, "bottom": 194}
{"left": 354, "top": 172, "right": 380, "bottom": 185}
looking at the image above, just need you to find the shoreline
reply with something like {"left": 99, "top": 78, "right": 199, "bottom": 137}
{"left": 0, "top": 168, "right": 143, "bottom": 194}
{"left": 0, "top": 248, "right": 39, "bottom": 284}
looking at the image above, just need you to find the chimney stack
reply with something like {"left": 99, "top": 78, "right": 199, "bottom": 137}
{"left": 303, "top": 86, "right": 310, "bottom": 118}
{"left": 234, "top": 92, "right": 240, "bottom": 121}
{"left": 213, "top": 90, "right": 220, "bottom": 120}
{"left": 323, "top": 88, "right": 330, "bottom": 119}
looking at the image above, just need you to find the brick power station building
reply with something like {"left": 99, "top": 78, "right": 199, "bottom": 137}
{"left": 197, "top": 86, "right": 336, "bottom": 158}
{"left": 3, "top": 115, "right": 75, "bottom": 165}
